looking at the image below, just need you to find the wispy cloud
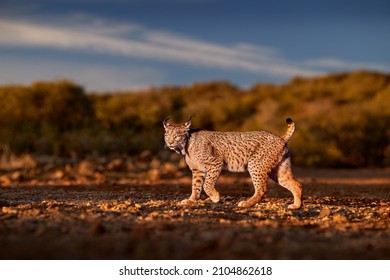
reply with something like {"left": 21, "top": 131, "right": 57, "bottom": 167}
{"left": 0, "top": 54, "right": 165, "bottom": 91}
{"left": 0, "top": 16, "right": 388, "bottom": 91}
{"left": 0, "top": 18, "right": 322, "bottom": 78}
{"left": 304, "top": 58, "right": 390, "bottom": 72}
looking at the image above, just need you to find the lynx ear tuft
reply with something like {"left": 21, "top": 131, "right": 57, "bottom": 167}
{"left": 184, "top": 116, "right": 192, "bottom": 128}
{"left": 163, "top": 117, "right": 171, "bottom": 128}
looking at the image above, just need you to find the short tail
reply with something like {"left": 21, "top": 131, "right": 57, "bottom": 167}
{"left": 282, "top": 118, "right": 295, "bottom": 142}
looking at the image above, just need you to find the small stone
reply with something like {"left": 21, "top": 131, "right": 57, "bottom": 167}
{"left": 53, "top": 170, "right": 65, "bottom": 179}
{"left": 332, "top": 213, "right": 347, "bottom": 222}
{"left": 77, "top": 161, "right": 95, "bottom": 176}
{"left": 107, "top": 158, "right": 126, "bottom": 171}
{"left": 11, "top": 171, "right": 24, "bottom": 181}
{"left": 0, "top": 175, "right": 12, "bottom": 185}
{"left": 25, "top": 209, "right": 41, "bottom": 216}
{"left": 318, "top": 207, "right": 331, "bottom": 219}
{"left": 148, "top": 169, "right": 160, "bottom": 181}
{"left": 150, "top": 159, "right": 161, "bottom": 169}
{"left": 149, "top": 211, "right": 160, "bottom": 218}
{"left": 2, "top": 206, "right": 17, "bottom": 214}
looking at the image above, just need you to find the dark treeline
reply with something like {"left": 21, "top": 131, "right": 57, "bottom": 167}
{"left": 0, "top": 70, "right": 389, "bottom": 167}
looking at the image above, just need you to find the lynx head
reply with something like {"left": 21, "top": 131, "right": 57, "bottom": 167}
{"left": 163, "top": 117, "right": 191, "bottom": 155}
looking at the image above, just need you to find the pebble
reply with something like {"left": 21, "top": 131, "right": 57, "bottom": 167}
{"left": 318, "top": 207, "right": 331, "bottom": 219}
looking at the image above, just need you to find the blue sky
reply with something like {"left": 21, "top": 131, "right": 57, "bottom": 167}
{"left": 1, "top": 0, "right": 389, "bottom": 91}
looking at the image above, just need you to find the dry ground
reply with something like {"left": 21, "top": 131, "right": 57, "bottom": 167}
{"left": 0, "top": 158, "right": 389, "bottom": 259}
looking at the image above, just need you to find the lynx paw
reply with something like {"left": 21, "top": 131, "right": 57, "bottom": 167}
{"left": 209, "top": 194, "right": 220, "bottom": 203}
{"left": 180, "top": 199, "right": 195, "bottom": 205}
{"left": 288, "top": 203, "right": 301, "bottom": 210}
{"left": 238, "top": 200, "right": 251, "bottom": 207}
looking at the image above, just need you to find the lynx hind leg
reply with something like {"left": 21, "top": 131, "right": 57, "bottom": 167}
{"left": 181, "top": 169, "right": 205, "bottom": 205}
{"left": 270, "top": 156, "right": 302, "bottom": 210}
{"left": 238, "top": 160, "right": 268, "bottom": 207}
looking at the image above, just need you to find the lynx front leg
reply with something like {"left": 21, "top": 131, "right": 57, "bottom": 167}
{"left": 181, "top": 169, "right": 205, "bottom": 205}
{"left": 202, "top": 166, "right": 222, "bottom": 203}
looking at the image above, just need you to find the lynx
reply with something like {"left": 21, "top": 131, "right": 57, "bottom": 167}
{"left": 163, "top": 117, "right": 302, "bottom": 209}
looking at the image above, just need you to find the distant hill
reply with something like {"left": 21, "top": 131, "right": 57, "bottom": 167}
{"left": 1, "top": 70, "right": 389, "bottom": 167}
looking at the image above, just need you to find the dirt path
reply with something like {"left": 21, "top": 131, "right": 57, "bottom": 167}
{"left": 1, "top": 168, "right": 389, "bottom": 259}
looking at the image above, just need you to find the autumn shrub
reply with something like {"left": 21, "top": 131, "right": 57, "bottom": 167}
{"left": 0, "top": 71, "right": 389, "bottom": 167}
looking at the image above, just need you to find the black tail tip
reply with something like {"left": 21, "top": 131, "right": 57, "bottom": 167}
{"left": 286, "top": 117, "right": 293, "bottom": 124}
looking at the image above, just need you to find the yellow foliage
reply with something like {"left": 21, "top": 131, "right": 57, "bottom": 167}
{"left": 0, "top": 71, "right": 389, "bottom": 167}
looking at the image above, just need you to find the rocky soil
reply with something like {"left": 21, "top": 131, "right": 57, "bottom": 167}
{"left": 0, "top": 156, "right": 389, "bottom": 259}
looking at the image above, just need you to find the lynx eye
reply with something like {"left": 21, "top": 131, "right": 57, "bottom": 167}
{"left": 175, "top": 136, "right": 182, "bottom": 140}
